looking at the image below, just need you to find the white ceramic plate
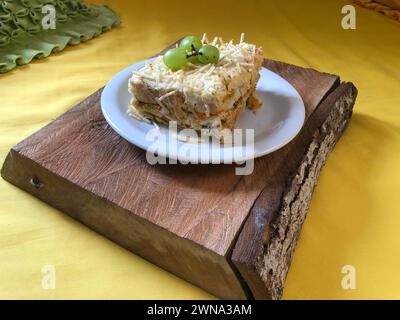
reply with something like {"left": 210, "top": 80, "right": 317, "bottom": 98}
{"left": 101, "top": 59, "right": 305, "bottom": 163}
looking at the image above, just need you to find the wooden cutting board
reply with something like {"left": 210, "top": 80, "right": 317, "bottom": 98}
{"left": 1, "top": 44, "right": 357, "bottom": 300}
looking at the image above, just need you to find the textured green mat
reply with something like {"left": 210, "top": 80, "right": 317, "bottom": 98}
{"left": 0, "top": 0, "right": 120, "bottom": 73}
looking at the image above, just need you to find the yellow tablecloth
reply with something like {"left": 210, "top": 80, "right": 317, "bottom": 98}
{"left": 0, "top": 0, "right": 399, "bottom": 300}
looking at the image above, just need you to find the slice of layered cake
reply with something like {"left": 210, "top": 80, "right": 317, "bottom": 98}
{"left": 128, "top": 36, "right": 263, "bottom": 132}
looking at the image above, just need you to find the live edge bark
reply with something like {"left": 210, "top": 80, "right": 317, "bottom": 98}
{"left": 231, "top": 83, "right": 357, "bottom": 299}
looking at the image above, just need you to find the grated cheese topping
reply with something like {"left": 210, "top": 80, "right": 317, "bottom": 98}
{"left": 129, "top": 37, "right": 263, "bottom": 115}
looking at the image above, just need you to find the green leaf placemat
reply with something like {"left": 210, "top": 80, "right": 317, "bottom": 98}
{"left": 0, "top": 0, "right": 120, "bottom": 73}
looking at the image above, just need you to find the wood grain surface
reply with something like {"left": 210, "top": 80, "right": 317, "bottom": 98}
{"left": 1, "top": 49, "right": 357, "bottom": 299}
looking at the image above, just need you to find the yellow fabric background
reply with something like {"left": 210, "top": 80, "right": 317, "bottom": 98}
{"left": 0, "top": 0, "right": 399, "bottom": 299}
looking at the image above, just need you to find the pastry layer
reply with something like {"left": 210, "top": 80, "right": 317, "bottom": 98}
{"left": 129, "top": 84, "right": 261, "bottom": 131}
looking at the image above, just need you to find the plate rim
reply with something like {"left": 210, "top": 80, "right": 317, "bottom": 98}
{"left": 101, "top": 60, "right": 305, "bottom": 163}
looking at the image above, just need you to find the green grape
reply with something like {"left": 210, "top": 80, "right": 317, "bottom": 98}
{"left": 180, "top": 36, "right": 203, "bottom": 53}
{"left": 198, "top": 45, "right": 220, "bottom": 64}
{"left": 187, "top": 54, "right": 200, "bottom": 65}
{"left": 163, "top": 47, "right": 188, "bottom": 71}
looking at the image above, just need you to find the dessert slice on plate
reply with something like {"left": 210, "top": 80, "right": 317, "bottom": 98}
{"left": 128, "top": 35, "right": 263, "bottom": 132}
